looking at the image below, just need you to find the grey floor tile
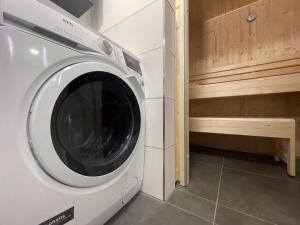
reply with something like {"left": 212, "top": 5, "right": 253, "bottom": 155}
{"left": 106, "top": 193, "right": 162, "bottom": 225}
{"left": 224, "top": 155, "right": 300, "bottom": 183}
{"left": 215, "top": 205, "right": 274, "bottom": 225}
{"left": 178, "top": 162, "right": 222, "bottom": 201}
{"left": 144, "top": 203, "right": 212, "bottom": 225}
{"left": 168, "top": 189, "right": 215, "bottom": 222}
{"left": 219, "top": 168, "right": 300, "bottom": 225}
{"left": 106, "top": 193, "right": 212, "bottom": 225}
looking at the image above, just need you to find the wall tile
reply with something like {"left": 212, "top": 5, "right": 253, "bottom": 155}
{"left": 79, "top": 9, "right": 92, "bottom": 26}
{"left": 142, "top": 147, "right": 164, "bottom": 199}
{"left": 103, "top": 0, "right": 164, "bottom": 55}
{"left": 167, "top": 0, "right": 175, "bottom": 11}
{"left": 145, "top": 98, "right": 164, "bottom": 149}
{"left": 165, "top": 48, "right": 176, "bottom": 99}
{"left": 140, "top": 48, "right": 164, "bottom": 99}
{"left": 103, "top": 26, "right": 118, "bottom": 43}
{"left": 165, "top": 99, "right": 175, "bottom": 148}
{"left": 98, "top": 0, "right": 157, "bottom": 32}
{"left": 165, "top": 146, "right": 176, "bottom": 200}
{"left": 167, "top": 0, "right": 176, "bottom": 12}
{"left": 165, "top": 1, "right": 176, "bottom": 55}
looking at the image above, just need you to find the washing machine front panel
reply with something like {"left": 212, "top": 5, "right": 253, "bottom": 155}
{"left": 29, "top": 61, "right": 144, "bottom": 187}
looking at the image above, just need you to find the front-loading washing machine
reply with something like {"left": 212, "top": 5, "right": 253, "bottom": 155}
{"left": 0, "top": 0, "right": 145, "bottom": 224}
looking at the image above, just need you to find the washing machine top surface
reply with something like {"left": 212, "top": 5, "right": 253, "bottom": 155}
{"left": 0, "top": 0, "right": 144, "bottom": 84}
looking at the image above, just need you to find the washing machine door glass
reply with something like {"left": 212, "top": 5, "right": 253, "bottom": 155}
{"left": 50, "top": 72, "right": 141, "bottom": 176}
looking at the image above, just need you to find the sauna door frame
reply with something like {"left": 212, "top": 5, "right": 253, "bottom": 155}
{"left": 176, "top": 0, "right": 189, "bottom": 186}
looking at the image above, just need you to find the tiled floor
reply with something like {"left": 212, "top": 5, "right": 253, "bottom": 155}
{"left": 106, "top": 147, "right": 300, "bottom": 225}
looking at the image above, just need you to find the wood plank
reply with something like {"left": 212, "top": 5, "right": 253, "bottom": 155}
{"left": 176, "top": 0, "right": 189, "bottom": 185}
{"left": 190, "top": 0, "right": 258, "bottom": 24}
{"left": 193, "top": 65, "right": 300, "bottom": 85}
{"left": 190, "top": 0, "right": 300, "bottom": 76}
{"left": 190, "top": 57, "right": 300, "bottom": 81}
{"left": 189, "top": 73, "right": 300, "bottom": 99}
{"left": 190, "top": 117, "right": 294, "bottom": 138}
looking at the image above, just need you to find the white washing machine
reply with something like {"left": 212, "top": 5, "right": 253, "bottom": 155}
{"left": 0, "top": 0, "right": 145, "bottom": 224}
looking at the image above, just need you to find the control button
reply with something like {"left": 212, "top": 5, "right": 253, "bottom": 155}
{"left": 140, "top": 80, "right": 144, "bottom": 87}
{"left": 102, "top": 40, "right": 113, "bottom": 55}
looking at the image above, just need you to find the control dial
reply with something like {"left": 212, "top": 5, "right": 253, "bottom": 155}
{"left": 102, "top": 40, "right": 113, "bottom": 55}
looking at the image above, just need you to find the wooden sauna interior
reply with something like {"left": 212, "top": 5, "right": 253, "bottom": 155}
{"left": 189, "top": 0, "right": 300, "bottom": 158}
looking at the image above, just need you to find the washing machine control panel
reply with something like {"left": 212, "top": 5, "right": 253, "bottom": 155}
{"left": 1, "top": 0, "right": 144, "bottom": 87}
{"left": 113, "top": 47, "right": 144, "bottom": 87}
{"left": 123, "top": 52, "right": 142, "bottom": 75}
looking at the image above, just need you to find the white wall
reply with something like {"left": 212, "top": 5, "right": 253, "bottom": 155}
{"left": 80, "top": 0, "right": 176, "bottom": 200}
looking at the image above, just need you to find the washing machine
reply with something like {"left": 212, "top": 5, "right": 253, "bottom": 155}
{"left": 0, "top": 0, "right": 145, "bottom": 224}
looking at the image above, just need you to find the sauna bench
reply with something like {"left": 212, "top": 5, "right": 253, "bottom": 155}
{"left": 189, "top": 117, "right": 296, "bottom": 176}
{"left": 189, "top": 73, "right": 300, "bottom": 100}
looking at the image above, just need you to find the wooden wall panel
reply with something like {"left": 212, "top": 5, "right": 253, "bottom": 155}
{"left": 190, "top": 0, "right": 300, "bottom": 76}
{"left": 189, "top": 0, "right": 300, "bottom": 157}
{"left": 189, "top": 0, "right": 257, "bottom": 25}
{"left": 189, "top": 93, "right": 300, "bottom": 156}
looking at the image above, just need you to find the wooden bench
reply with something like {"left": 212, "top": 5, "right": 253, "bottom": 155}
{"left": 189, "top": 73, "right": 300, "bottom": 99}
{"left": 189, "top": 117, "right": 296, "bottom": 176}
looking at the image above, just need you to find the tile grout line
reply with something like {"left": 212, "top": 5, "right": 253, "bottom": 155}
{"left": 213, "top": 157, "right": 224, "bottom": 225}
{"left": 175, "top": 187, "right": 216, "bottom": 204}
{"left": 138, "top": 45, "right": 165, "bottom": 57}
{"left": 175, "top": 177, "right": 278, "bottom": 225}
{"left": 165, "top": 201, "right": 213, "bottom": 224}
{"left": 142, "top": 191, "right": 214, "bottom": 224}
{"left": 101, "top": 0, "right": 158, "bottom": 34}
{"left": 144, "top": 145, "right": 164, "bottom": 150}
{"left": 218, "top": 203, "right": 278, "bottom": 225}
{"left": 224, "top": 166, "right": 300, "bottom": 184}
{"left": 140, "top": 191, "right": 165, "bottom": 204}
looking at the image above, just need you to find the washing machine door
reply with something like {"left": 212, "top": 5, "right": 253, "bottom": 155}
{"left": 28, "top": 61, "right": 143, "bottom": 187}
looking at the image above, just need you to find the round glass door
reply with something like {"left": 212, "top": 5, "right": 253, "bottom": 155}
{"left": 50, "top": 72, "right": 141, "bottom": 176}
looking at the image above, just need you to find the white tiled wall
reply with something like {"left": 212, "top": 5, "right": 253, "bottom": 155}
{"left": 165, "top": 48, "right": 176, "bottom": 100}
{"left": 103, "top": 0, "right": 164, "bottom": 55}
{"left": 165, "top": 99, "right": 175, "bottom": 149}
{"left": 165, "top": 2, "right": 176, "bottom": 55}
{"left": 167, "top": 0, "right": 175, "bottom": 11}
{"left": 163, "top": 0, "right": 176, "bottom": 199}
{"left": 145, "top": 98, "right": 164, "bottom": 149}
{"left": 81, "top": 0, "right": 176, "bottom": 200}
{"left": 99, "top": 0, "right": 157, "bottom": 32}
{"left": 141, "top": 48, "right": 164, "bottom": 99}
{"left": 142, "top": 147, "right": 164, "bottom": 199}
{"left": 165, "top": 145, "right": 176, "bottom": 200}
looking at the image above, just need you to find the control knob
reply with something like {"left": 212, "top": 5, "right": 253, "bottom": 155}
{"left": 102, "top": 40, "right": 113, "bottom": 55}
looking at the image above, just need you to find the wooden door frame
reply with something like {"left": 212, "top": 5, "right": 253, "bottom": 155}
{"left": 175, "top": 0, "right": 189, "bottom": 186}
